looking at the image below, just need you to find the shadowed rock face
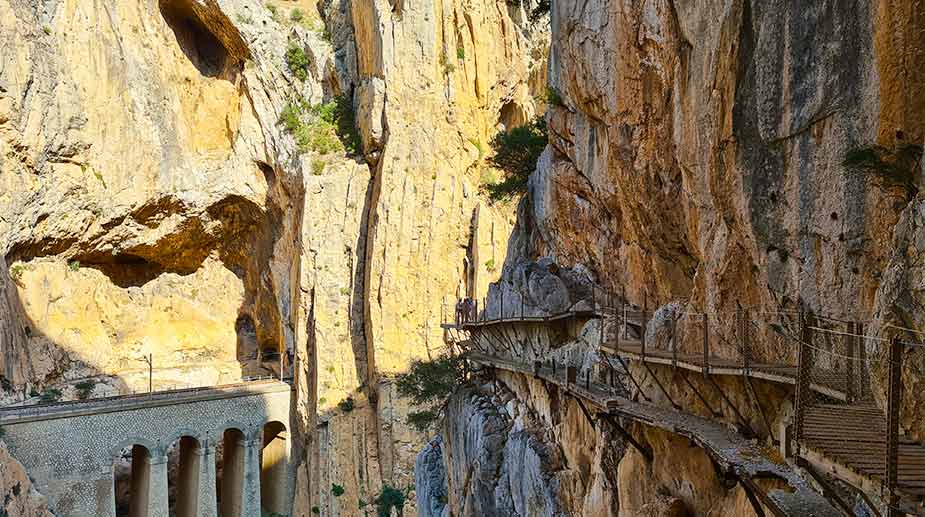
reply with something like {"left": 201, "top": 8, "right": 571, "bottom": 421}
{"left": 435, "top": 1, "right": 925, "bottom": 515}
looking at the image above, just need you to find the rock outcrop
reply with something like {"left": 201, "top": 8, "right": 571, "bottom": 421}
{"left": 1, "top": 0, "right": 548, "bottom": 514}
{"left": 433, "top": 1, "right": 925, "bottom": 515}
{"left": 0, "top": 442, "right": 52, "bottom": 517}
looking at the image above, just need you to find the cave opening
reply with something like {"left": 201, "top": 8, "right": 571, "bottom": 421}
{"left": 235, "top": 314, "right": 258, "bottom": 361}
{"left": 158, "top": 0, "right": 236, "bottom": 79}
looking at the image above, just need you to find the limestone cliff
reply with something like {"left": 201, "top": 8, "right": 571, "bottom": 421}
{"left": 429, "top": 0, "right": 925, "bottom": 515}
{"left": 0, "top": 0, "right": 548, "bottom": 514}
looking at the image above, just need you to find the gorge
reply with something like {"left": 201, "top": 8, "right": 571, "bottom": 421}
{"left": 1, "top": 0, "right": 925, "bottom": 516}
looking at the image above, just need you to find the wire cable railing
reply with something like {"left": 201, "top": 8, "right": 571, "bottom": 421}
{"left": 444, "top": 284, "right": 924, "bottom": 511}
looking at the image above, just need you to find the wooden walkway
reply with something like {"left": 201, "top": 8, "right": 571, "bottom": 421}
{"left": 468, "top": 352, "right": 843, "bottom": 517}
{"left": 446, "top": 295, "right": 925, "bottom": 514}
{"left": 440, "top": 308, "right": 600, "bottom": 330}
{"left": 801, "top": 405, "right": 925, "bottom": 498}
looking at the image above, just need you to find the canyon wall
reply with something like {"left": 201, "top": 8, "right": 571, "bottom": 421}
{"left": 0, "top": 0, "right": 548, "bottom": 514}
{"left": 429, "top": 0, "right": 925, "bottom": 515}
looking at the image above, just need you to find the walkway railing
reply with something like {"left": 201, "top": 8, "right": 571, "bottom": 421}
{"left": 441, "top": 283, "right": 614, "bottom": 327}
{"left": 443, "top": 288, "right": 925, "bottom": 513}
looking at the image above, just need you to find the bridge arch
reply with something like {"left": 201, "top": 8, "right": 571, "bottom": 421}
{"left": 163, "top": 427, "right": 205, "bottom": 449}
{"left": 218, "top": 427, "right": 249, "bottom": 516}
{"left": 260, "top": 420, "right": 289, "bottom": 514}
{"left": 167, "top": 434, "right": 203, "bottom": 517}
{"left": 120, "top": 443, "right": 156, "bottom": 517}
{"left": 110, "top": 436, "right": 161, "bottom": 460}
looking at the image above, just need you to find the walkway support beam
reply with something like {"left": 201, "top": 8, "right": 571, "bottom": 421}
{"left": 601, "top": 414, "right": 652, "bottom": 462}
{"left": 885, "top": 337, "right": 902, "bottom": 517}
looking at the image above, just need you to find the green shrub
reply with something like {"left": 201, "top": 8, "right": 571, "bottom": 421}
{"left": 75, "top": 379, "right": 96, "bottom": 400}
{"left": 285, "top": 43, "right": 311, "bottom": 81}
{"left": 395, "top": 353, "right": 467, "bottom": 433}
{"left": 68, "top": 260, "right": 81, "bottom": 272}
{"left": 29, "top": 388, "right": 39, "bottom": 398}
{"left": 236, "top": 13, "right": 253, "bottom": 24}
{"left": 484, "top": 258, "right": 496, "bottom": 272}
{"left": 42, "top": 25, "right": 51, "bottom": 35}
{"left": 311, "top": 506, "right": 320, "bottom": 515}
{"left": 9, "top": 264, "right": 24, "bottom": 284}
{"left": 544, "top": 86, "right": 563, "bottom": 106}
{"left": 311, "top": 158, "right": 326, "bottom": 176}
{"left": 456, "top": 46, "right": 465, "bottom": 60}
{"left": 266, "top": 3, "right": 280, "bottom": 21}
{"left": 337, "top": 396, "right": 355, "bottom": 412}
{"left": 331, "top": 483, "right": 345, "bottom": 497}
{"left": 279, "top": 96, "right": 360, "bottom": 155}
{"left": 481, "top": 116, "right": 547, "bottom": 202}
{"left": 39, "top": 388, "right": 62, "bottom": 403}
{"left": 290, "top": 8, "right": 304, "bottom": 22}
{"left": 373, "top": 485, "right": 408, "bottom": 517}
{"left": 468, "top": 138, "right": 485, "bottom": 159}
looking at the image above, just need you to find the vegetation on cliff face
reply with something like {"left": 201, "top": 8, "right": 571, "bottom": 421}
{"left": 279, "top": 95, "right": 361, "bottom": 155}
{"left": 395, "top": 354, "right": 467, "bottom": 433}
{"left": 361, "top": 485, "right": 408, "bottom": 517}
{"left": 481, "top": 116, "right": 547, "bottom": 202}
{"left": 285, "top": 42, "right": 311, "bottom": 81}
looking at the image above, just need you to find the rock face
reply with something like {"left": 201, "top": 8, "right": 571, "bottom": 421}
{"left": 433, "top": 1, "right": 925, "bottom": 515}
{"left": 0, "top": 442, "right": 52, "bottom": 517}
{"left": 0, "top": 0, "right": 548, "bottom": 514}
{"left": 431, "top": 382, "right": 601, "bottom": 517}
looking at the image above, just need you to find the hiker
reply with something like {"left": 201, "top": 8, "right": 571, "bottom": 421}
{"left": 455, "top": 299, "right": 465, "bottom": 325}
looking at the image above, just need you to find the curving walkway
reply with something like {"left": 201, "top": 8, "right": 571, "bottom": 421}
{"left": 445, "top": 291, "right": 925, "bottom": 516}
{"left": 468, "top": 352, "right": 843, "bottom": 517}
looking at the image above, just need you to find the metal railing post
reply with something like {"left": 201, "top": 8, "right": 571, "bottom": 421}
{"left": 621, "top": 300, "right": 627, "bottom": 342}
{"left": 793, "top": 311, "right": 812, "bottom": 446}
{"left": 521, "top": 293, "right": 525, "bottom": 319}
{"left": 886, "top": 337, "right": 902, "bottom": 516}
{"left": 702, "top": 313, "right": 709, "bottom": 376}
{"left": 500, "top": 289, "right": 504, "bottom": 320}
{"left": 671, "top": 314, "right": 678, "bottom": 366}
{"left": 641, "top": 307, "right": 648, "bottom": 361}
{"left": 740, "top": 307, "right": 750, "bottom": 371}
{"left": 846, "top": 321, "right": 856, "bottom": 403}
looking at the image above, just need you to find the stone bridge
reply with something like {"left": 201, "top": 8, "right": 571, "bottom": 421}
{"left": 0, "top": 380, "right": 293, "bottom": 517}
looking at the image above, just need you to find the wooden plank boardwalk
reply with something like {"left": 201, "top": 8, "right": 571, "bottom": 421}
{"left": 447, "top": 298, "right": 925, "bottom": 513}
{"left": 468, "top": 352, "right": 843, "bottom": 517}
{"left": 440, "top": 308, "right": 600, "bottom": 330}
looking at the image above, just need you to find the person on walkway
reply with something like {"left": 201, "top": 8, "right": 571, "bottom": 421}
{"left": 456, "top": 299, "right": 466, "bottom": 325}
{"left": 464, "top": 297, "right": 475, "bottom": 322}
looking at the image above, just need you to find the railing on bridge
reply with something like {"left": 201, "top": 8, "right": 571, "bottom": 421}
{"left": 0, "top": 375, "right": 288, "bottom": 415}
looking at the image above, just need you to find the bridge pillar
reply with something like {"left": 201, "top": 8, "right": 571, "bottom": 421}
{"left": 96, "top": 465, "right": 117, "bottom": 517}
{"left": 242, "top": 437, "right": 263, "bottom": 516}
{"left": 148, "top": 452, "right": 170, "bottom": 517}
{"left": 197, "top": 444, "right": 218, "bottom": 517}
{"left": 220, "top": 432, "right": 262, "bottom": 517}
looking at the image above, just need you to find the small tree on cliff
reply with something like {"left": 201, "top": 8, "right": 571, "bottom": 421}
{"left": 394, "top": 353, "right": 468, "bottom": 434}
{"left": 481, "top": 115, "right": 547, "bottom": 202}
